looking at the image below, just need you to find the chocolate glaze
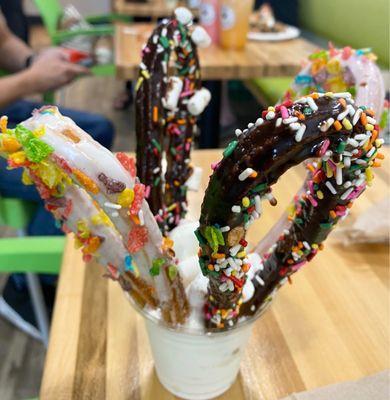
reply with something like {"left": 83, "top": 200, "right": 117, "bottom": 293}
{"left": 135, "top": 18, "right": 201, "bottom": 233}
{"left": 198, "top": 96, "right": 368, "bottom": 330}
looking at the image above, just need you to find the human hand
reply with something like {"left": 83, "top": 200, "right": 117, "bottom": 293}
{"left": 25, "top": 47, "right": 90, "bottom": 93}
{"left": 33, "top": 47, "right": 71, "bottom": 63}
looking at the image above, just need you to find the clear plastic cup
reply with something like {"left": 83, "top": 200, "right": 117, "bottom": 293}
{"left": 219, "top": 0, "right": 255, "bottom": 49}
{"left": 144, "top": 316, "right": 254, "bottom": 399}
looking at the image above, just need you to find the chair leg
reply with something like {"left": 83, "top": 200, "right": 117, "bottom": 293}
{"left": 0, "top": 273, "right": 7, "bottom": 293}
{"left": 26, "top": 272, "right": 49, "bottom": 347}
{"left": 43, "top": 91, "right": 55, "bottom": 104}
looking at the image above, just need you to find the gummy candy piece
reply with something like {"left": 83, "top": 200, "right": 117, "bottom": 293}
{"left": 1, "top": 135, "right": 21, "bottom": 152}
{"left": 130, "top": 183, "right": 145, "bottom": 215}
{"left": 127, "top": 225, "right": 148, "bottom": 253}
{"left": 83, "top": 236, "right": 101, "bottom": 254}
{"left": 309, "top": 49, "right": 328, "bottom": 61}
{"left": 168, "top": 265, "right": 178, "bottom": 281}
{"left": 295, "top": 75, "right": 313, "bottom": 85}
{"left": 63, "top": 199, "right": 73, "bottom": 219}
{"left": 118, "top": 188, "right": 134, "bottom": 208}
{"left": 116, "top": 152, "right": 136, "bottom": 178}
{"left": 73, "top": 169, "right": 99, "bottom": 194}
{"left": 15, "top": 125, "right": 53, "bottom": 162}
{"left": 150, "top": 257, "right": 165, "bottom": 276}
{"left": 91, "top": 209, "right": 113, "bottom": 227}
{"left": 45, "top": 196, "right": 67, "bottom": 209}
{"left": 124, "top": 254, "right": 133, "bottom": 272}
{"left": 8, "top": 151, "right": 27, "bottom": 166}
{"left": 61, "top": 128, "right": 80, "bottom": 143}
{"left": 0, "top": 116, "right": 8, "bottom": 133}
{"left": 33, "top": 162, "right": 70, "bottom": 189}
{"left": 26, "top": 136, "right": 53, "bottom": 162}
{"left": 204, "top": 226, "right": 224, "bottom": 253}
{"left": 326, "top": 58, "right": 341, "bottom": 74}
{"left": 33, "top": 127, "right": 45, "bottom": 138}
{"left": 76, "top": 219, "right": 90, "bottom": 239}
{"left": 21, "top": 170, "right": 33, "bottom": 185}
{"left": 52, "top": 154, "right": 72, "bottom": 173}
{"left": 98, "top": 172, "right": 126, "bottom": 194}
{"left": 107, "top": 263, "right": 119, "bottom": 279}
{"left": 27, "top": 169, "right": 51, "bottom": 199}
{"left": 162, "top": 236, "right": 174, "bottom": 251}
{"left": 341, "top": 46, "right": 352, "bottom": 60}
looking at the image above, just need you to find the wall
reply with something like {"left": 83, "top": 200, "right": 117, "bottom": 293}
{"left": 299, "top": 0, "right": 389, "bottom": 67}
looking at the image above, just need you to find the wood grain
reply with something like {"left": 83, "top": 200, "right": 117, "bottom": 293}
{"left": 114, "top": 0, "right": 177, "bottom": 18}
{"left": 73, "top": 265, "right": 107, "bottom": 399}
{"left": 40, "top": 149, "right": 389, "bottom": 399}
{"left": 115, "top": 23, "right": 317, "bottom": 80}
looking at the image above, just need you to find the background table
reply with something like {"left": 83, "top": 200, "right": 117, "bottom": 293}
{"left": 115, "top": 23, "right": 316, "bottom": 80}
{"left": 41, "top": 149, "right": 389, "bottom": 399}
{"left": 115, "top": 23, "right": 317, "bottom": 148}
{"left": 113, "top": 0, "right": 176, "bottom": 19}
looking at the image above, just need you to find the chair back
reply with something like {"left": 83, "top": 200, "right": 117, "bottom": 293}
{"left": 33, "top": 0, "right": 63, "bottom": 40}
{"left": 0, "top": 196, "right": 37, "bottom": 231}
{"left": 0, "top": 195, "right": 64, "bottom": 274}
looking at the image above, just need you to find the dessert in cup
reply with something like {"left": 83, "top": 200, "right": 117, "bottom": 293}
{"left": 0, "top": 8, "right": 385, "bottom": 400}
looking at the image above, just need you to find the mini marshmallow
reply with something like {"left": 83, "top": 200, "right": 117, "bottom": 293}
{"left": 185, "top": 166, "right": 203, "bottom": 191}
{"left": 162, "top": 77, "right": 183, "bottom": 111}
{"left": 174, "top": 7, "right": 193, "bottom": 26}
{"left": 187, "top": 88, "right": 211, "bottom": 116}
{"left": 191, "top": 26, "right": 211, "bottom": 48}
{"left": 242, "top": 280, "right": 255, "bottom": 303}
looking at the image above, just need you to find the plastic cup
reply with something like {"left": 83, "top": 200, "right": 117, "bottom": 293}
{"left": 144, "top": 316, "right": 254, "bottom": 399}
{"left": 219, "top": 0, "right": 255, "bottom": 50}
{"left": 199, "top": 0, "right": 220, "bottom": 45}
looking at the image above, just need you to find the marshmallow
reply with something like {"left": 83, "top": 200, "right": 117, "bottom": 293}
{"left": 177, "top": 256, "right": 200, "bottom": 288}
{"left": 185, "top": 166, "right": 203, "bottom": 192}
{"left": 247, "top": 252, "right": 264, "bottom": 280}
{"left": 169, "top": 219, "right": 200, "bottom": 265}
{"left": 187, "top": 88, "right": 211, "bottom": 116}
{"left": 174, "top": 7, "right": 193, "bottom": 26}
{"left": 162, "top": 76, "right": 183, "bottom": 111}
{"left": 191, "top": 26, "right": 212, "bottom": 48}
{"left": 242, "top": 280, "right": 255, "bottom": 303}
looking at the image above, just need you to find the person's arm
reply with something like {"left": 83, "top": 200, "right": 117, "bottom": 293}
{"left": 0, "top": 55, "right": 89, "bottom": 108}
{"left": 0, "top": 12, "right": 32, "bottom": 72}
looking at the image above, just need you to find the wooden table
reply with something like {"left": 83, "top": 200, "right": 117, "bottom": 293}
{"left": 115, "top": 23, "right": 316, "bottom": 80}
{"left": 41, "top": 149, "right": 389, "bottom": 400}
{"left": 115, "top": 23, "right": 317, "bottom": 148}
{"left": 113, "top": 0, "right": 177, "bottom": 19}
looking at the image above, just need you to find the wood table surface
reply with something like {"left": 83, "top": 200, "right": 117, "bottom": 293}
{"left": 113, "top": 0, "right": 178, "bottom": 19}
{"left": 41, "top": 149, "right": 389, "bottom": 400}
{"left": 115, "top": 23, "right": 317, "bottom": 80}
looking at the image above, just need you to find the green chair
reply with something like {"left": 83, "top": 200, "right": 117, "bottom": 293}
{"left": 0, "top": 196, "right": 65, "bottom": 346}
{"left": 245, "top": 76, "right": 293, "bottom": 107}
{"left": 33, "top": 0, "right": 133, "bottom": 77}
{"left": 33, "top": 0, "right": 134, "bottom": 103}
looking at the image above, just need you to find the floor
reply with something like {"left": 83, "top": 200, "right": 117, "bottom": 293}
{"left": 0, "top": 24, "right": 260, "bottom": 400}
